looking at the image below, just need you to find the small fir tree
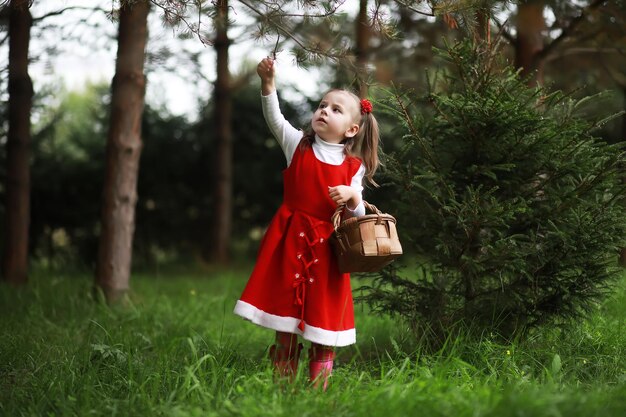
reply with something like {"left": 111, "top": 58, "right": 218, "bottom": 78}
{"left": 360, "top": 40, "right": 626, "bottom": 343}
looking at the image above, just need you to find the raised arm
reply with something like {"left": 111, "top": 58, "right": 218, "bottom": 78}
{"left": 257, "top": 58, "right": 302, "bottom": 165}
{"left": 258, "top": 57, "right": 276, "bottom": 96}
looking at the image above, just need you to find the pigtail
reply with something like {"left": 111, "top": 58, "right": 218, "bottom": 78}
{"left": 357, "top": 111, "right": 380, "bottom": 187}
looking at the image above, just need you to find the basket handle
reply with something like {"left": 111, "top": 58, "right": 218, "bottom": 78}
{"left": 331, "top": 204, "right": 345, "bottom": 231}
{"left": 331, "top": 201, "right": 383, "bottom": 231}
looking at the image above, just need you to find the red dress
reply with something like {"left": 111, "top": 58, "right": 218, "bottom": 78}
{"left": 234, "top": 141, "right": 362, "bottom": 347}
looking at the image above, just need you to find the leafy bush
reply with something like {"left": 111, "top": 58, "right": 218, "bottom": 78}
{"left": 360, "top": 40, "right": 626, "bottom": 343}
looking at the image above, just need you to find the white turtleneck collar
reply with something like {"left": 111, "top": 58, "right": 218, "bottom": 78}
{"left": 312, "top": 134, "right": 346, "bottom": 165}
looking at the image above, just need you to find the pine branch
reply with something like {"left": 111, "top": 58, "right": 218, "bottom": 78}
{"left": 368, "top": 0, "right": 399, "bottom": 38}
{"left": 238, "top": 0, "right": 347, "bottom": 62}
{"left": 389, "top": 87, "right": 457, "bottom": 200}
{"left": 253, "top": 0, "right": 346, "bottom": 18}
{"left": 147, "top": 0, "right": 212, "bottom": 46}
{"left": 238, "top": 0, "right": 313, "bottom": 52}
{"left": 392, "top": 89, "right": 438, "bottom": 169}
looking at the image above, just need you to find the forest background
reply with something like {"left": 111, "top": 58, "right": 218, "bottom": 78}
{"left": 1, "top": 1, "right": 626, "bottom": 416}
{"left": 1, "top": 0, "right": 625, "bottom": 278}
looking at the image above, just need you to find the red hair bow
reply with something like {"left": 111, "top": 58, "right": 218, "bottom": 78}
{"left": 360, "top": 99, "right": 373, "bottom": 115}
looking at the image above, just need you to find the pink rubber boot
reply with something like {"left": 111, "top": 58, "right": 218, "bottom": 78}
{"left": 269, "top": 332, "right": 302, "bottom": 383}
{"left": 309, "top": 344, "right": 335, "bottom": 391}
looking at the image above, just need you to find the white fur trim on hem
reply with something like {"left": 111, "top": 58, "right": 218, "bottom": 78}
{"left": 233, "top": 300, "right": 356, "bottom": 347}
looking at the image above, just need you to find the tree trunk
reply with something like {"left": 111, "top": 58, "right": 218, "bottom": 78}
{"left": 2, "top": 0, "right": 33, "bottom": 286}
{"left": 475, "top": 7, "right": 491, "bottom": 45}
{"left": 619, "top": 84, "right": 626, "bottom": 267}
{"left": 95, "top": 0, "right": 149, "bottom": 303}
{"left": 515, "top": 0, "right": 545, "bottom": 86}
{"left": 208, "top": 0, "right": 232, "bottom": 263}
{"left": 355, "top": 0, "right": 370, "bottom": 98}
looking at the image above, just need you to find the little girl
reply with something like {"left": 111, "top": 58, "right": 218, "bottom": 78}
{"left": 234, "top": 57, "right": 380, "bottom": 390}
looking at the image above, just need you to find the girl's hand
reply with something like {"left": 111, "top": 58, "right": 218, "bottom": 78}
{"left": 328, "top": 185, "right": 359, "bottom": 209}
{"left": 257, "top": 58, "right": 276, "bottom": 95}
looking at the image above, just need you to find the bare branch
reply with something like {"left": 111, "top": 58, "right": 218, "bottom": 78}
{"left": 392, "top": 0, "right": 435, "bottom": 17}
{"left": 537, "top": 0, "right": 606, "bottom": 60}
{"left": 370, "top": 0, "right": 383, "bottom": 29}
{"left": 32, "top": 5, "right": 107, "bottom": 23}
{"left": 492, "top": 17, "right": 517, "bottom": 47}
{"left": 544, "top": 46, "right": 626, "bottom": 63}
{"left": 271, "top": 32, "right": 280, "bottom": 60}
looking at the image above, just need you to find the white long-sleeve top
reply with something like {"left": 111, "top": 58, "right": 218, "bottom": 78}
{"left": 261, "top": 91, "right": 366, "bottom": 217}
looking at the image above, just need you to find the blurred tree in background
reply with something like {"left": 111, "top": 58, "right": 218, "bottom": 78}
{"left": 208, "top": 0, "right": 233, "bottom": 264}
{"left": 2, "top": 0, "right": 32, "bottom": 285}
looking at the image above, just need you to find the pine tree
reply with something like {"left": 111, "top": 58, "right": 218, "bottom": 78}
{"left": 360, "top": 40, "right": 626, "bottom": 343}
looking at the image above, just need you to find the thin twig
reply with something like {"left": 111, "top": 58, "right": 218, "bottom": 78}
{"left": 544, "top": 47, "right": 625, "bottom": 63}
{"left": 492, "top": 17, "right": 517, "bottom": 47}
{"left": 392, "top": 0, "right": 435, "bottom": 17}
{"left": 370, "top": 0, "right": 382, "bottom": 29}
{"left": 272, "top": 32, "right": 280, "bottom": 60}
{"left": 32, "top": 5, "right": 107, "bottom": 23}
{"left": 259, "top": 0, "right": 345, "bottom": 18}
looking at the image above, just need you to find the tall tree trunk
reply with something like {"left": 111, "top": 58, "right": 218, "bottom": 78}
{"left": 208, "top": 0, "right": 232, "bottom": 263}
{"left": 2, "top": 0, "right": 33, "bottom": 286}
{"left": 619, "top": 84, "right": 626, "bottom": 267}
{"left": 95, "top": 0, "right": 149, "bottom": 303}
{"left": 515, "top": 0, "right": 545, "bottom": 86}
{"left": 355, "top": 0, "right": 370, "bottom": 98}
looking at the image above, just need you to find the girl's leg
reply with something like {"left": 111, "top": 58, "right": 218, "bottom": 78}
{"left": 269, "top": 331, "right": 302, "bottom": 381}
{"left": 275, "top": 331, "right": 299, "bottom": 354}
{"left": 308, "top": 343, "right": 335, "bottom": 391}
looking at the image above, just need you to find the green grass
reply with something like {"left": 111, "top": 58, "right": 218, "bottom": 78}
{"left": 1, "top": 266, "right": 625, "bottom": 417}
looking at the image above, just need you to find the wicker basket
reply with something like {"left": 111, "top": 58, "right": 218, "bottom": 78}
{"left": 330, "top": 201, "right": 402, "bottom": 273}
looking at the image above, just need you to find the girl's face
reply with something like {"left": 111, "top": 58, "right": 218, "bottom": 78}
{"left": 311, "top": 91, "right": 360, "bottom": 144}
